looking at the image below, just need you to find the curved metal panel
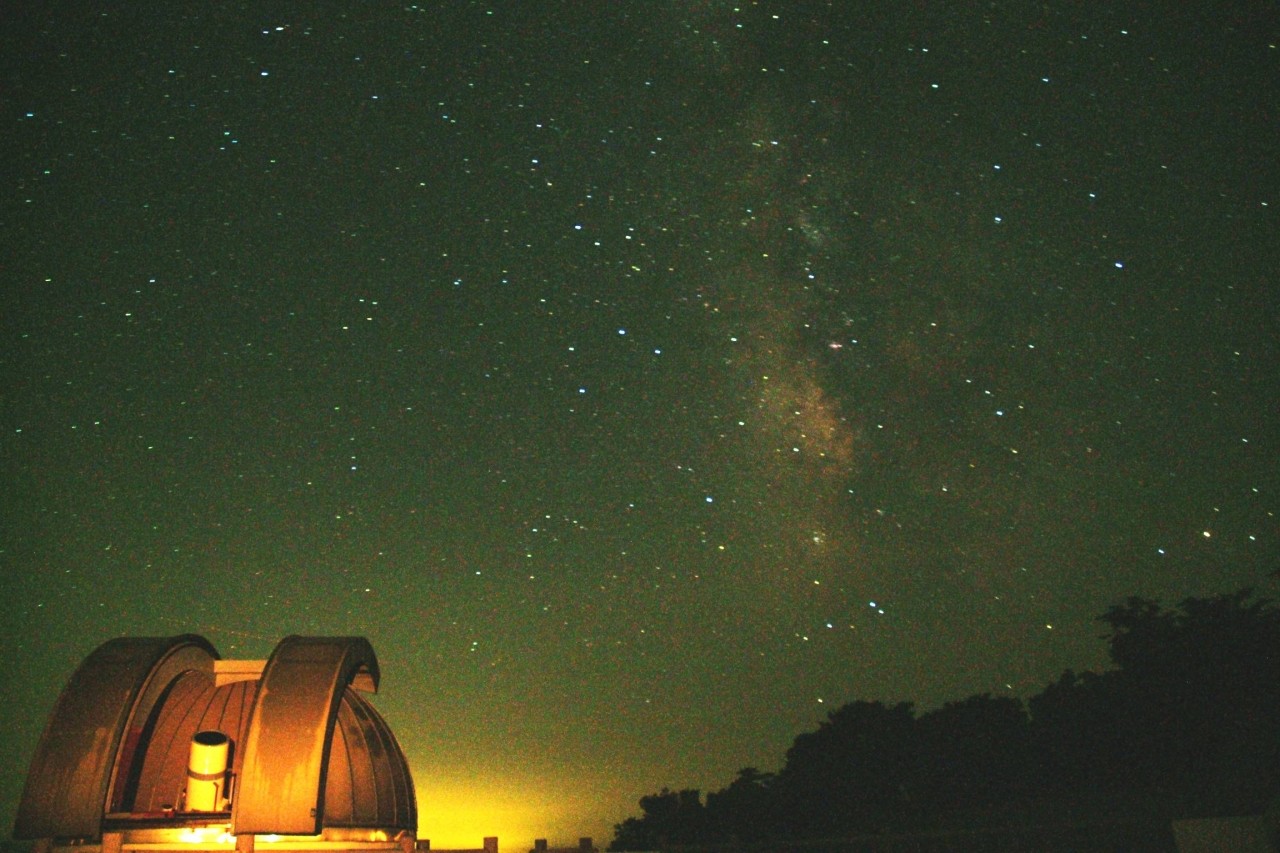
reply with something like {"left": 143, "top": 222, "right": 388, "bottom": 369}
{"left": 122, "top": 672, "right": 258, "bottom": 813}
{"left": 233, "top": 636, "right": 379, "bottom": 836}
{"left": 14, "top": 635, "right": 218, "bottom": 840}
{"left": 324, "top": 689, "right": 416, "bottom": 831}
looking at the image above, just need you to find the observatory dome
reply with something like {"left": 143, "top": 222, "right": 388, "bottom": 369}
{"left": 16, "top": 635, "right": 416, "bottom": 853}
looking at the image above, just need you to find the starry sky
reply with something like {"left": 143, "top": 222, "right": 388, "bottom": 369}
{"left": 2, "top": 1, "right": 1277, "bottom": 848}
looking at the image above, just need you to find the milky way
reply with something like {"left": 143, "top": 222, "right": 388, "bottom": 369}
{"left": 2, "top": 2, "right": 1276, "bottom": 847}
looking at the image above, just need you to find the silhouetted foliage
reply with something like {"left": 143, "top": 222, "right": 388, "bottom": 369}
{"left": 774, "top": 700, "right": 917, "bottom": 836}
{"left": 609, "top": 788, "right": 706, "bottom": 851}
{"left": 1094, "top": 589, "right": 1280, "bottom": 813}
{"left": 1027, "top": 668, "right": 1126, "bottom": 791}
{"left": 703, "top": 767, "right": 774, "bottom": 842}
{"left": 609, "top": 584, "right": 1280, "bottom": 849}
{"left": 914, "top": 693, "right": 1032, "bottom": 808}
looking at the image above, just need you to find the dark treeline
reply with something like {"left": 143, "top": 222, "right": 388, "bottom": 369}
{"left": 609, "top": 586, "right": 1280, "bottom": 850}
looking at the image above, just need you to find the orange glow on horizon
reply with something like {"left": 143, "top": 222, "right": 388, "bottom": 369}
{"left": 412, "top": 772, "right": 619, "bottom": 852}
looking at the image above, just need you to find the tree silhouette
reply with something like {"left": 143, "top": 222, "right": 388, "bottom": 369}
{"left": 1027, "top": 668, "right": 1127, "bottom": 792}
{"left": 609, "top": 583, "right": 1280, "bottom": 849}
{"left": 772, "top": 700, "right": 917, "bottom": 835}
{"left": 703, "top": 767, "right": 775, "bottom": 842}
{"left": 1098, "top": 589, "right": 1280, "bottom": 812}
{"left": 914, "top": 693, "right": 1032, "bottom": 810}
{"left": 609, "top": 788, "right": 706, "bottom": 851}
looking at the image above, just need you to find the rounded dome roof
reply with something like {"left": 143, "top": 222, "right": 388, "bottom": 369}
{"left": 119, "top": 671, "right": 413, "bottom": 829}
{"left": 16, "top": 635, "right": 416, "bottom": 841}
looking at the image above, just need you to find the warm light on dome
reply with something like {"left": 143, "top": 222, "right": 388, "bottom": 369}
{"left": 176, "top": 826, "right": 235, "bottom": 845}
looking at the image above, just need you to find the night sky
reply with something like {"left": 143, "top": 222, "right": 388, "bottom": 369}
{"left": 2, "top": 1, "right": 1277, "bottom": 847}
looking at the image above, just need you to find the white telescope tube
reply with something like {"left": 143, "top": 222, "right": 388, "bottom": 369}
{"left": 185, "top": 730, "right": 230, "bottom": 812}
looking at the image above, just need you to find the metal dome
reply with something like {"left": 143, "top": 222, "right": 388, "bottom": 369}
{"left": 15, "top": 635, "right": 416, "bottom": 849}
